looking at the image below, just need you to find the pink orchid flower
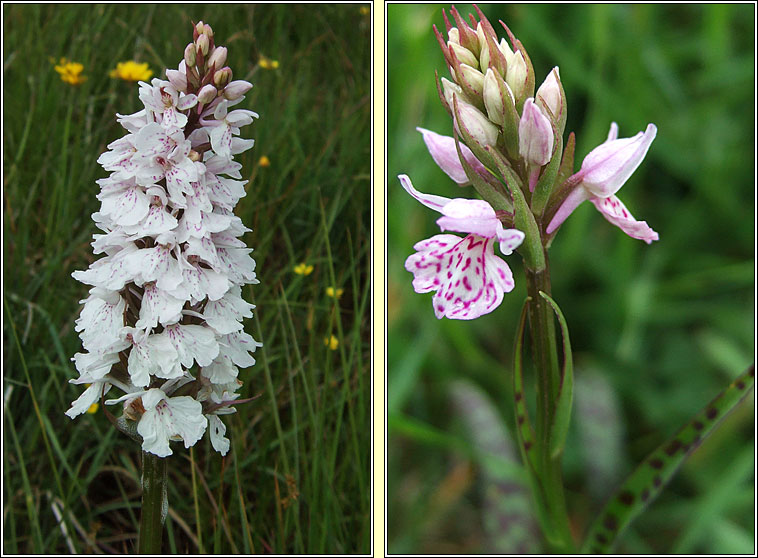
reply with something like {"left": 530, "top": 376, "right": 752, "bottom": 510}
{"left": 399, "top": 174, "right": 524, "bottom": 320}
{"left": 547, "top": 122, "right": 659, "bottom": 244}
{"left": 417, "top": 127, "right": 491, "bottom": 186}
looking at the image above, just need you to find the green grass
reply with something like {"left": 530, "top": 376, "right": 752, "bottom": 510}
{"left": 3, "top": 4, "right": 370, "bottom": 554}
{"left": 387, "top": 4, "right": 754, "bottom": 554}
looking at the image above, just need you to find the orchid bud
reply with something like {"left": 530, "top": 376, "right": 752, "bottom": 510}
{"left": 223, "top": 79, "right": 253, "bottom": 100}
{"left": 458, "top": 64, "right": 485, "bottom": 98}
{"left": 213, "top": 66, "right": 232, "bottom": 88}
{"left": 536, "top": 67, "right": 565, "bottom": 132}
{"left": 195, "top": 20, "right": 205, "bottom": 36}
{"left": 197, "top": 83, "right": 217, "bottom": 104}
{"left": 455, "top": 97, "right": 499, "bottom": 147}
{"left": 518, "top": 98, "right": 554, "bottom": 166}
{"left": 498, "top": 37, "right": 514, "bottom": 60}
{"left": 196, "top": 34, "right": 210, "bottom": 57}
{"left": 441, "top": 77, "right": 467, "bottom": 108}
{"left": 202, "top": 23, "right": 214, "bottom": 40}
{"left": 505, "top": 51, "right": 527, "bottom": 101}
{"left": 449, "top": 42, "right": 478, "bottom": 69}
{"left": 483, "top": 68, "right": 512, "bottom": 126}
{"left": 577, "top": 123, "right": 658, "bottom": 197}
{"left": 447, "top": 27, "right": 460, "bottom": 45}
{"left": 166, "top": 69, "right": 187, "bottom": 92}
{"left": 207, "top": 46, "right": 227, "bottom": 70}
{"left": 184, "top": 43, "right": 196, "bottom": 67}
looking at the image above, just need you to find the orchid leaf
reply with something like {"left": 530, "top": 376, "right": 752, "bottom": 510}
{"left": 581, "top": 364, "right": 755, "bottom": 554}
{"left": 538, "top": 291, "right": 573, "bottom": 460}
{"left": 512, "top": 299, "right": 553, "bottom": 541}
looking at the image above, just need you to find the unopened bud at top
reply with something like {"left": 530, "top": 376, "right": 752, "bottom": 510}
{"left": 184, "top": 43, "right": 197, "bottom": 67}
{"left": 197, "top": 83, "right": 217, "bottom": 104}
{"left": 518, "top": 98, "right": 554, "bottom": 166}
{"left": 449, "top": 42, "right": 478, "bottom": 69}
{"left": 458, "top": 63, "right": 485, "bottom": 98}
{"left": 441, "top": 77, "right": 465, "bottom": 109}
{"left": 455, "top": 97, "right": 499, "bottom": 147}
{"left": 447, "top": 27, "right": 460, "bottom": 45}
{"left": 483, "top": 68, "right": 513, "bottom": 126}
{"left": 223, "top": 79, "right": 252, "bottom": 100}
{"left": 213, "top": 66, "right": 232, "bottom": 88}
{"left": 207, "top": 46, "right": 227, "bottom": 70}
{"left": 202, "top": 23, "right": 214, "bottom": 39}
{"left": 536, "top": 67, "right": 563, "bottom": 124}
{"left": 196, "top": 34, "right": 210, "bottom": 57}
{"left": 505, "top": 51, "right": 527, "bottom": 100}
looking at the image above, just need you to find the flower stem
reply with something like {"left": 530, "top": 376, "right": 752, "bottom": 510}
{"left": 138, "top": 451, "right": 167, "bottom": 554}
{"left": 524, "top": 253, "right": 574, "bottom": 553}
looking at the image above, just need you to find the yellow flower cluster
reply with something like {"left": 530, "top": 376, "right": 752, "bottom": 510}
{"left": 54, "top": 58, "right": 87, "bottom": 85}
{"left": 294, "top": 263, "right": 314, "bottom": 276}
{"left": 53, "top": 58, "right": 154, "bottom": 86}
{"left": 109, "top": 60, "right": 153, "bottom": 82}
{"left": 259, "top": 56, "right": 280, "bottom": 70}
{"left": 324, "top": 335, "right": 339, "bottom": 351}
{"left": 326, "top": 287, "right": 344, "bottom": 300}
{"left": 258, "top": 155, "right": 271, "bottom": 167}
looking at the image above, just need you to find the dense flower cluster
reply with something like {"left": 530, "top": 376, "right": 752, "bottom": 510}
{"left": 399, "top": 5, "right": 658, "bottom": 320}
{"left": 68, "top": 21, "right": 260, "bottom": 457}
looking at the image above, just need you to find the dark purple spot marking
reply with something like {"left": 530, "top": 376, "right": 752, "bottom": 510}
{"left": 462, "top": 276, "right": 472, "bottom": 291}
{"left": 517, "top": 415, "right": 525, "bottom": 425}
{"left": 653, "top": 476, "right": 662, "bottom": 488}
{"left": 641, "top": 488, "right": 650, "bottom": 502}
{"left": 706, "top": 407, "right": 718, "bottom": 420}
{"left": 693, "top": 420, "right": 704, "bottom": 431}
{"left": 595, "top": 534, "right": 608, "bottom": 544}
{"left": 665, "top": 440, "right": 682, "bottom": 456}
{"left": 649, "top": 458, "right": 664, "bottom": 470}
{"left": 462, "top": 257, "right": 471, "bottom": 271}
{"left": 514, "top": 392, "right": 523, "bottom": 402}
{"left": 618, "top": 491, "right": 635, "bottom": 506}
{"left": 523, "top": 441, "right": 532, "bottom": 451}
{"left": 736, "top": 380, "right": 746, "bottom": 390}
{"left": 603, "top": 514, "right": 618, "bottom": 531}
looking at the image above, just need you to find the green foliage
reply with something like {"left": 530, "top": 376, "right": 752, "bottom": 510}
{"left": 3, "top": 4, "right": 370, "bottom": 554}
{"left": 388, "top": 3, "right": 754, "bottom": 554}
{"left": 582, "top": 366, "right": 755, "bottom": 553}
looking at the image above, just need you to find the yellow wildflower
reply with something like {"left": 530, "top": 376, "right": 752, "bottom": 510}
{"left": 259, "top": 56, "right": 280, "bottom": 70}
{"left": 54, "top": 58, "right": 87, "bottom": 85}
{"left": 359, "top": 6, "right": 370, "bottom": 15}
{"left": 258, "top": 155, "right": 271, "bottom": 167}
{"left": 324, "top": 335, "right": 339, "bottom": 350}
{"left": 109, "top": 60, "right": 153, "bottom": 82}
{"left": 294, "top": 263, "right": 314, "bottom": 276}
{"left": 326, "top": 287, "right": 344, "bottom": 300}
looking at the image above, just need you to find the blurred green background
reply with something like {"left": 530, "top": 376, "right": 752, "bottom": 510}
{"left": 388, "top": 3, "right": 754, "bottom": 554}
{"left": 4, "top": 3, "right": 370, "bottom": 554}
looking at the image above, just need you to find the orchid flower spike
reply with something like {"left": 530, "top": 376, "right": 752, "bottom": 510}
{"left": 547, "top": 122, "right": 659, "bottom": 244}
{"left": 399, "top": 174, "right": 524, "bottom": 320}
{"left": 69, "top": 22, "right": 261, "bottom": 457}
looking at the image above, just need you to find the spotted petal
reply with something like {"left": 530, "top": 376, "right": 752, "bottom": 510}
{"left": 405, "top": 233, "right": 515, "bottom": 320}
{"left": 590, "top": 195, "right": 659, "bottom": 244}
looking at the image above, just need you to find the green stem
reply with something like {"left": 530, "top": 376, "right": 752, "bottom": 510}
{"left": 138, "top": 451, "right": 167, "bottom": 554}
{"left": 524, "top": 254, "right": 574, "bottom": 553}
